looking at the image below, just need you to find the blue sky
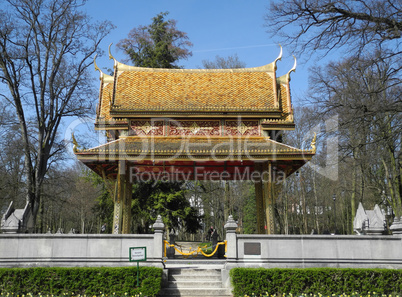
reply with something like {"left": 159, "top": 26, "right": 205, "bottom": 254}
{"left": 84, "top": 0, "right": 314, "bottom": 102}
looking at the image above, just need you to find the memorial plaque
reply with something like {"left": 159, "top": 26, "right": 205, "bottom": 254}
{"left": 244, "top": 242, "right": 261, "bottom": 255}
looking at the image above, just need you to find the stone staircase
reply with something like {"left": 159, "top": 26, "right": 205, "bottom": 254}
{"left": 159, "top": 267, "right": 232, "bottom": 297}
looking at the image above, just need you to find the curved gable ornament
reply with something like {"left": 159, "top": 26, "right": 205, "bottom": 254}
{"left": 273, "top": 44, "right": 283, "bottom": 71}
{"left": 108, "top": 43, "right": 115, "bottom": 61}
{"left": 94, "top": 54, "right": 114, "bottom": 83}
{"left": 288, "top": 55, "right": 297, "bottom": 80}
{"left": 277, "top": 55, "right": 297, "bottom": 84}
{"left": 310, "top": 132, "right": 317, "bottom": 153}
{"left": 108, "top": 43, "right": 119, "bottom": 69}
{"left": 94, "top": 54, "right": 101, "bottom": 74}
{"left": 72, "top": 132, "right": 79, "bottom": 153}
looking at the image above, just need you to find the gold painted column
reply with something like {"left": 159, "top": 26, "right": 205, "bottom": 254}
{"left": 254, "top": 162, "right": 266, "bottom": 234}
{"left": 113, "top": 160, "right": 132, "bottom": 234}
{"left": 112, "top": 190, "right": 122, "bottom": 234}
{"left": 262, "top": 161, "right": 275, "bottom": 234}
{"left": 122, "top": 172, "right": 132, "bottom": 234}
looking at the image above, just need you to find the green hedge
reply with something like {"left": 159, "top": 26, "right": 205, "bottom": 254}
{"left": 230, "top": 268, "right": 402, "bottom": 296}
{"left": 0, "top": 266, "right": 162, "bottom": 296}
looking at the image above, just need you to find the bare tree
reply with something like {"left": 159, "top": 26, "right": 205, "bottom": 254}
{"left": 0, "top": 124, "right": 26, "bottom": 213}
{"left": 265, "top": 0, "right": 402, "bottom": 58}
{"left": 0, "top": 0, "right": 113, "bottom": 230}
{"left": 308, "top": 54, "right": 402, "bottom": 221}
{"left": 266, "top": 0, "right": 402, "bottom": 232}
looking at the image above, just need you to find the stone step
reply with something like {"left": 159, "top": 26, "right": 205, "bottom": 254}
{"left": 159, "top": 267, "right": 232, "bottom": 297}
{"left": 169, "top": 268, "right": 221, "bottom": 274}
{"left": 159, "top": 287, "right": 232, "bottom": 296}
{"left": 169, "top": 274, "right": 219, "bottom": 281}
{"left": 168, "top": 280, "right": 223, "bottom": 288}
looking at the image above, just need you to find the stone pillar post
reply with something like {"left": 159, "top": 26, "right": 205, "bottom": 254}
{"left": 223, "top": 215, "right": 238, "bottom": 288}
{"left": 224, "top": 215, "right": 238, "bottom": 261}
{"left": 390, "top": 217, "right": 402, "bottom": 235}
{"left": 153, "top": 215, "right": 165, "bottom": 262}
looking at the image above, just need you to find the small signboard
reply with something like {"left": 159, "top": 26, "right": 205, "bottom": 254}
{"left": 129, "top": 247, "right": 147, "bottom": 262}
{"left": 129, "top": 247, "right": 147, "bottom": 287}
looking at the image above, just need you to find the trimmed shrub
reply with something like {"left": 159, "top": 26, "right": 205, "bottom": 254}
{"left": 230, "top": 268, "right": 402, "bottom": 296}
{"left": 0, "top": 266, "right": 162, "bottom": 296}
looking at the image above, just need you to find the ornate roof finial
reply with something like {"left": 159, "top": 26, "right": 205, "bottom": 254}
{"left": 273, "top": 44, "right": 283, "bottom": 70}
{"left": 310, "top": 132, "right": 317, "bottom": 153}
{"left": 108, "top": 43, "right": 115, "bottom": 61}
{"left": 72, "top": 132, "right": 79, "bottom": 153}
{"left": 94, "top": 54, "right": 104, "bottom": 80}
{"left": 94, "top": 53, "right": 114, "bottom": 83}
{"left": 94, "top": 54, "right": 100, "bottom": 72}
{"left": 276, "top": 55, "right": 297, "bottom": 84}
{"left": 289, "top": 55, "right": 297, "bottom": 76}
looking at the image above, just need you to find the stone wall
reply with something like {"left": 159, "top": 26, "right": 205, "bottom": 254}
{"left": 1, "top": 232, "right": 401, "bottom": 270}
{"left": 0, "top": 233, "right": 164, "bottom": 268}
{"left": 227, "top": 234, "right": 402, "bottom": 269}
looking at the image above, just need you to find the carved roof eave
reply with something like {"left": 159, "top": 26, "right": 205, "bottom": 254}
{"left": 76, "top": 153, "right": 314, "bottom": 163}
{"left": 94, "top": 122, "right": 128, "bottom": 130}
{"left": 74, "top": 136, "right": 315, "bottom": 162}
{"left": 94, "top": 117, "right": 296, "bottom": 131}
{"left": 261, "top": 123, "right": 296, "bottom": 130}
{"left": 108, "top": 109, "right": 283, "bottom": 118}
{"left": 95, "top": 117, "right": 127, "bottom": 126}
{"left": 261, "top": 114, "right": 295, "bottom": 130}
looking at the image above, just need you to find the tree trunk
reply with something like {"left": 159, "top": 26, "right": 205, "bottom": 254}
{"left": 283, "top": 181, "right": 289, "bottom": 235}
{"left": 313, "top": 170, "right": 320, "bottom": 234}
{"left": 224, "top": 181, "right": 230, "bottom": 222}
{"left": 351, "top": 160, "right": 357, "bottom": 234}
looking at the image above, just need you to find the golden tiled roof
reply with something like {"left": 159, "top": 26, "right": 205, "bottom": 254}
{"left": 113, "top": 70, "right": 276, "bottom": 112}
{"left": 94, "top": 53, "right": 297, "bottom": 128}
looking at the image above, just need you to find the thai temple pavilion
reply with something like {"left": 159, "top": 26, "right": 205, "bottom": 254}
{"left": 74, "top": 46, "right": 315, "bottom": 235}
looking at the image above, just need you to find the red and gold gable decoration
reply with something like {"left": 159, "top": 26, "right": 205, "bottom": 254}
{"left": 168, "top": 120, "right": 220, "bottom": 136}
{"left": 130, "top": 120, "right": 164, "bottom": 136}
{"left": 224, "top": 120, "right": 260, "bottom": 136}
